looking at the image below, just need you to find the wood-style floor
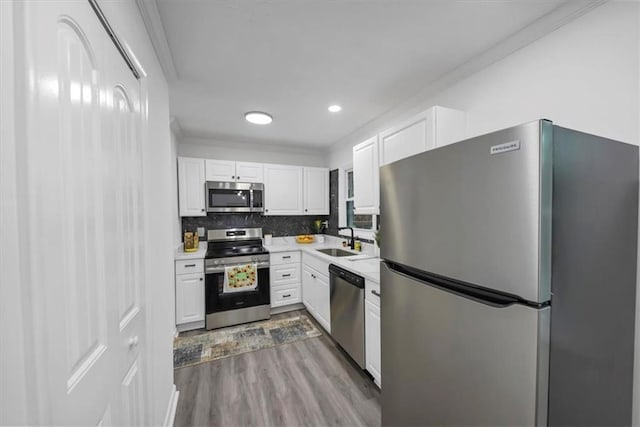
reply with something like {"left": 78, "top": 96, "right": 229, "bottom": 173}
{"left": 173, "top": 309, "right": 381, "bottom": 427}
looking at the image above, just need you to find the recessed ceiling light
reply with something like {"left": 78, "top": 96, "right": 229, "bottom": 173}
{"left": 245, "top": 111, "right": 273, "bottom": 125}
{"left": 328, "top": 105, "right": 342, "bottom": 113}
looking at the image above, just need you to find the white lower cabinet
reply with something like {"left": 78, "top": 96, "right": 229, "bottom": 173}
{"left": 272, "top": 286, "right": 301, "bottom": 307}
{"left": 270, "top": 251, "right": 302, "bottom": 308}
{"left": 301, "top": 253, "right": 331, "bottom": 333}
{"left": 365, "top": 280, "right": 381, "bottom": 387}
{"left": 175, "top": 271, "right": 205, "bottom": 328}
{"left": 315, "top": 272, "right": 331, "bottom": 331}
{"left": 301, "top": 266, "right": 317, "bottom": 311}
{"left": 365, "top": 299, "right": 381, "bottom": 387}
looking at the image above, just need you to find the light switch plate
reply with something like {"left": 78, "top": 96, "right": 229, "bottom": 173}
{"left": 197, "top": 227, "right": 205, "bottom": 237}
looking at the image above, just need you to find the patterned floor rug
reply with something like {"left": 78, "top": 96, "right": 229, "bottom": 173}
{"left": 173, "top": 314, "right": 322, "bottom": 369}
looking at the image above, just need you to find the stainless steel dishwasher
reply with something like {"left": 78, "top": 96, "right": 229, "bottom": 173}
{"left": 329, "top": 264, "right": 365, "bottom": 368}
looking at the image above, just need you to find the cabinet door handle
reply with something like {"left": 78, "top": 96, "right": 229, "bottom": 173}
{"left": 232, "top": 175, "right": 235, "bottom": 179}
{"left": 201, "top": 208, "right": 205, "bottom": 212}
{"left": 185, "top": 264, "right": 196, "bottom": 267}
{"left": 371, "top": 290, "right": 381, "bottom": 297}
{"left": 282, "top": 255, "right": 291, "bottom": 259}
{"left": 282, "top": 274, "right": 291, "bottom": 277}
{"left": 311, "top": 274, "right": 316, "bottom": 279}
{"left": 283, "top": 294, "right": 291, "bottom": 298}
{"left": 200, "top": 277, "right": 203, "bottom": 281}
{"left": 237, "top": 176, "right": 240, "bottom": 180}
{"left": 304, "top": 208, "right": 308, "bottom": 212}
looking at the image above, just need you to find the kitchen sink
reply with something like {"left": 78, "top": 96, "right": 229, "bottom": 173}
{"left": 316, "top": 248, "right": 357, "bottom": 257}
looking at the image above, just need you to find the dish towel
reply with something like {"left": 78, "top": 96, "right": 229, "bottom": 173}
{"left": 223, "top": 263, "right": 258, "bottom": 294}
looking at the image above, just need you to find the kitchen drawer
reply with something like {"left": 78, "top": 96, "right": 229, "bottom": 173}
{"left": 270, "top": 263, "right": 301, "bottom": 287}
{"left": 302, "top": 252, "right": 330, "bottom": 278}
{"left": 271, "top": 285, "right": 301, "bottom": 307}
{"left": 365, "top": 279, "right": 380, "bottom": 307}
{"left": 270, "top": 251, "right": 301, "bottom": 266}
{"left": 175, "top": 259, "right": 204, "bottom": 275}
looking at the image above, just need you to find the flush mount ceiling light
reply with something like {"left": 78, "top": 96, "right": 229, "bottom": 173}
{"left": 328, "top": 104, "right": 342, "bottom": 113}
{"left": 245, "top": 111, "right": 273, "bottom": 125}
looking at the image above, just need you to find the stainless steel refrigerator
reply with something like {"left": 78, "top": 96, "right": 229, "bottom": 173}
{"left": 380, "top": 120, "right": 638, "bottom": 426}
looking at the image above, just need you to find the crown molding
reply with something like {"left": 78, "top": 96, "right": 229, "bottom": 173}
{"left": 136, "top": 0, "right": 178, "bottom": 81}
{"left": 329, "top": 0, "right": 608, "bottom": 150}
{"left": 181, "top": 135, "right": 327, "bottom": 156}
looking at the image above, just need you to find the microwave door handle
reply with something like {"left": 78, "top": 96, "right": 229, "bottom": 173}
{"left": 249, "top": 189, "right": 255, "bottom": 212}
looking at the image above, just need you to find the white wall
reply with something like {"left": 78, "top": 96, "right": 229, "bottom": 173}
{"left": 97, "top": 2, "right": 177, "bottom": 425}
{"left": 179, "top": 136, "right": 327, "bottom": 167}
{"left": 327, "top": 2, "right": 640, "bottom": 423}
{"left": 328, "top": 1, "right": 639, "bottom": 169}
{"left": 170, "top": 130, "right": 182, "bottom": 246}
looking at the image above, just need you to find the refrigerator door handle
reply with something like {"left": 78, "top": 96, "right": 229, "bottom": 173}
{"left": 384, "top": 261, "right": 548, "bottom": 309}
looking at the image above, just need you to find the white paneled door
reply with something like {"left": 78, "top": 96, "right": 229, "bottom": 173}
{"left": 21, "top": 1, "right": 146, "bottom": 425}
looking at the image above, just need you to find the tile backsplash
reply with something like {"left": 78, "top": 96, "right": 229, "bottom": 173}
{"left": 182, "top": 213, "right": 329, "bottom": 240}
{"left": 327, "top": 169, "right": 339, "bottom": 237}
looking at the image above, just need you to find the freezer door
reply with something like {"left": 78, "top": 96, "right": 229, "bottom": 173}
{"left": 381, "top": 263, "right": 550, "bottom": 427}
{"left": 380, "top": 120, "right": 552, "bottom": 303}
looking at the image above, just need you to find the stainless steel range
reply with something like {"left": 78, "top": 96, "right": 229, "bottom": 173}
{"left": 204, "top": 228, "right": 270, "bottom": 329}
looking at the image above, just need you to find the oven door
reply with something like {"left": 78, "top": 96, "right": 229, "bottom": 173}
{"left": 205, "top": 261, "right": 270, "bottom": 314}
{"left": 206, "top": 181, "right": 253, "bottom": 213}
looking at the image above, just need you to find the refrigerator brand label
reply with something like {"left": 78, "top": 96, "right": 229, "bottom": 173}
{"left": 490, "top": 140, "right": 520, "bottom": 155}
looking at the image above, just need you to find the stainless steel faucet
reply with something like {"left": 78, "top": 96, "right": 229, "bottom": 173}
{"left": 339, "top": 226, "right": 355, "bottom": 250}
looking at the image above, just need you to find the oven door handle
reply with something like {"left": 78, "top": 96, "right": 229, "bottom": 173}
{"left": 249, "top": 189, "right": 255, "bottom": 212}
{"left": 206, "top": 261, "right": 270, "bottom": 274}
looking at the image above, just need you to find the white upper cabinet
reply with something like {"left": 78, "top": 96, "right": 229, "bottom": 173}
{"left": 432, "top": 106, "right": 467, "bottom": 148}
{"left": 235, "top": 161, "right": 264, "bottom": 183}
{"left": 353, "top": 136, "right": 380, "bottom": 215}
{"left": 303, "top": 167, "right": 329, "bottom": 215}
{"left": 380, "top": 110, "right": 433, "bottom": 166}
{"left": 205, "top": 159, "right": 264, "bottom": 183}
{"left": 263, "top": 164, "right": 304, "bottom": 215}
{"left": 205, "top": 159, "right": 236, "bottom": 181}
{"left": 178, "top": 157, "right": 206, "bottom": 217}
{"left": 379, "top": 106, "right": 466, "bottom": 165}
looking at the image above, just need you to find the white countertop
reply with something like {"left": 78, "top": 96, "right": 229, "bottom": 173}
{"left": 174, "top": 235, "right": 380, "bottom": 282}
{"left": 265, "top": 236, "right": 380, "bottom": 283}
{"left": 174, "top": 241, "right": 208, "bottom": 260}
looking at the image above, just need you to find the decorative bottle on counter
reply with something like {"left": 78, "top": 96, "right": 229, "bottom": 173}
{"left": 183, "top": 231, "right": 197, "bottom": 252}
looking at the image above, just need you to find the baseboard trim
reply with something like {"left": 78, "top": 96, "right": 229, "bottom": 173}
{"left": 270, "top": 303, "right": 305, "bottom": 315}
{"left": 176, "top": 320, "right": 205, "bottom": 333}
{"left": 163, "top": 384, "right": 179, "bottom": 427}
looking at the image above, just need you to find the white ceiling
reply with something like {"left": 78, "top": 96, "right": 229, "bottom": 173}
{"left": 152, "top": 0, "right": 577, "bottom": 148}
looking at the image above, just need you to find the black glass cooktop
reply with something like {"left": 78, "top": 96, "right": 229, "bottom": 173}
{"left": 205, "top": 239, "right": 269, "bottom": 259}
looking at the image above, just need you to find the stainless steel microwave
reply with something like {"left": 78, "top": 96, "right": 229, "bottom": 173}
{"left": 205, "top": 181, "right": 264, "bottom": 213}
